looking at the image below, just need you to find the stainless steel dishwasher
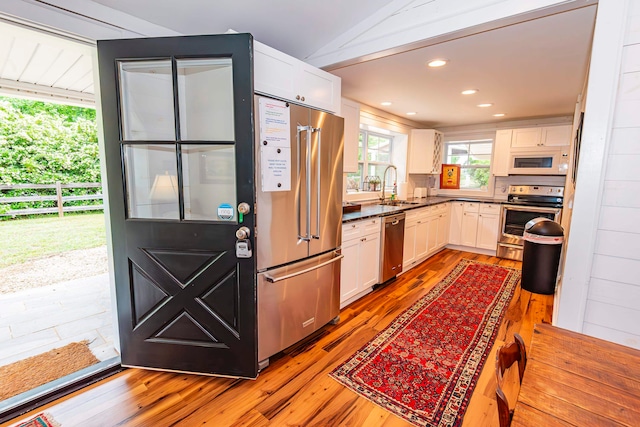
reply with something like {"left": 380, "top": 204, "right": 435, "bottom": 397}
{"left": 379, "top": 212, "right": 406, "bottom": 284}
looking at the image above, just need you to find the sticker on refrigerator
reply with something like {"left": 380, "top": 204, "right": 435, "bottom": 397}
{"left": 258, "top": 98, "right": 291, "bottom": 192}
{"left": 260, "top": 146, "right": 291, "bottom": 192}
{"left": 217, "top": 203, "right": 234, "bottom": 220}
{"left": 258, "top": 98, "right": 290, "bottom": 148}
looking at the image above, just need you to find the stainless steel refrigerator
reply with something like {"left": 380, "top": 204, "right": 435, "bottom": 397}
{"left": 254, "top": 95, "right": 344, "bottom": 367}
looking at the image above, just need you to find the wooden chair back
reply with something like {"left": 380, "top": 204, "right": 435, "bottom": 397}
{"left": 495, "top": 333, "right": 527, "bottom": 427}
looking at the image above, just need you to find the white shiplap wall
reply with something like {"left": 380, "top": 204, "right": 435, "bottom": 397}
{"left": 582, "top": 0, "right": 640, "bottom": 348}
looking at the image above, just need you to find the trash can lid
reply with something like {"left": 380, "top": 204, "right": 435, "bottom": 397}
{"left": 524, "top": 218, "right": 564, "bottom": 244}
{"left": 525, "top": 218, "right": 564, "bottom": 236}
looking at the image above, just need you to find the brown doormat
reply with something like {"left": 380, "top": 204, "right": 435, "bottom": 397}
{"left": 0, "top": 341, "right": 99, "bottom": 400}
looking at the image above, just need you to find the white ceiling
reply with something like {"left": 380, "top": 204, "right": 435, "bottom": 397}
{"left": 0, "top": 19, "right": 95, "bottom": 106}
{"left": 331, "top": 6, "right": 597, "bottom": 127}
{"left": 0, "top": 1, "right": 597, "bottom": 127}
{"left": 90, "top": 0, "right": 393, "bottom": 60}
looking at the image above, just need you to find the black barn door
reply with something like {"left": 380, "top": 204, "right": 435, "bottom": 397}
{"left": 97, "top": 34, "right": 257, "bottom": 378}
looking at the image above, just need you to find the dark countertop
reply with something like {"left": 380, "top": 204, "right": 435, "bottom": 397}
{"left": 342, "top": 196, "right": 506, "bottom": 223}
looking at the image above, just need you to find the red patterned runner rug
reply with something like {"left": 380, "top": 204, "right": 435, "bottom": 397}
{"left": 330, "top": 259, "right": 521, "bottom": 427}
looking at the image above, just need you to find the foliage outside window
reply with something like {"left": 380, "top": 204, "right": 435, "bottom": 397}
{"left": 444, "top": 139, "right": 492, "bottom": 190}
{"left": 0, "top": 97, "right": 99, "bottom": 214}
{"left": 346, "top": 130, "right": 394, "bottom": 192}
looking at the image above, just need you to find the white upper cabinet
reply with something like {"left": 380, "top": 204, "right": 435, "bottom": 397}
{"left": 340, "top": 98, "right": 360, "bottom": 173}
{"left": 254, "top": 41, "right": 341, "bottom": 113}
{"left": 492, "top": 129, "right": 512, "bottom": 177}
{"left": 542, "top": 125, "right": 572, "bottom": 147}
{"left": 511, "top": 125, "right": 571, "bottom": 149}
{"left": 408, "top": 129, "right": 444, "bottom": 174}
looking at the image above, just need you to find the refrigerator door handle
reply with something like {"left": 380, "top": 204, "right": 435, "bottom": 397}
{"left": 264, "top": 252, "right": 344, "bottom": 283}
{"left": 305, "top": 124, "right": 312, "bottom": 242}
{"left": 297, "top": 125, "right": 311, "bottom": 242}
{"left": 312, "top": 126, "right": 321, "bottom": 240}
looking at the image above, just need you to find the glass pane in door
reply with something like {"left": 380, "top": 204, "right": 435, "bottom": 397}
{"left": 177, "top": 58, "right": 235, "bottom": 141}
{"left": 182, "top": 144, "right": 237, "bottom": 222}
{"left": 123, "top": 144, "right": 179, "bottom": 219}
{"left": 118, "top": 60, "right": 175, "bottom": 141}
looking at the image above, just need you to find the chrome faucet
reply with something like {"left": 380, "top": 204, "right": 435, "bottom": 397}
{"left": 381, "top": 165, "right": 397, "bottom": 202}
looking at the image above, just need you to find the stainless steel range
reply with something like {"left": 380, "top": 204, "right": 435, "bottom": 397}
{"left": 497, "top": 185, "right": 564, "bottom": 261}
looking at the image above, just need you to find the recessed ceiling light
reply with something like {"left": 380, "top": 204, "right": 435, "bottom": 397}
{"left": 477, "top": 103, "right": 493, "bottom": 108}
{"left": 406, "top": 112, "right": 417, "bottom": 116}
{"left": 461, "top": 89, "right": 478, "bottom": 95}
{"left": 381, "top": 101, "right": 392, "bottom": 106}
{"left": 427, "top": 59, "right": 448, "bottom": 68}
{"left": 493, "top": 113, "right": 506, "bottom": 117}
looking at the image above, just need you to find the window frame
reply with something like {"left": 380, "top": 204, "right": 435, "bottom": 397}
{"left": 346, "top": 129, "right": 395, "bottom": 192}
{"left": 443, "top": 138, "right": 493, "bottom": 191}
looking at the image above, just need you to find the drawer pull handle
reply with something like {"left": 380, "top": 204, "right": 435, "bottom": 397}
{"left": 265, "top": 252, "right": 344, "bottom": 283}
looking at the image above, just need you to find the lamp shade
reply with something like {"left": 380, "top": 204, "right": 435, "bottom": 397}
{"left": 150, "top": 172, "right": 178, "bottom": 202}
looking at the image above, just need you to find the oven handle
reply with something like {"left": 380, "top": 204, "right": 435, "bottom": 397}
{"left": 502, "top": 204, "right": 562, "bottom": 214}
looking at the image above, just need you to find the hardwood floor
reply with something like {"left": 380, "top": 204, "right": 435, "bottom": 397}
{"left": 2, "top": 249, "right": 553, "bottom": 427}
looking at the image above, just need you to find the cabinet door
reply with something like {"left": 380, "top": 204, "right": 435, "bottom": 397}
{"left": 511, "top": 127, "right": 542, "bottom": 148}
{"left": 461, "top": 211, "right": 478, "bottom": 247}
{"left": 254, "top": 41, "right": 297, "bottom": 103}
{"left": 340, "top": 98, "right": 360, "bottom": 173}
{"left": 339, "top": 237, "right": 360, "bottom": 303}
{"left": 295, "top": 61, "right": 341, "bottom": 113}
{"left": 449, "top": 202, "right": 464, "bottom": 245}
{"left": 408, "top": 129, "right": 436, "bottom": 174}
{"left": 436, "top": 212, "right": 449, "bottom": 249}
{"left": 542, "top": 125, "right": 571, "bottom": 146}
{"left": 427, "top": 215, "right": 439, "bottom": 254}
{"left": 415, "top": 218, "right": 429, "bottom": 259}
{"left": 403, "top": 221, "right": 417, "bottom": 269}
{"left": 359, "top": 233, "right": 380, "bottom": 288}
{"left": 476, "top": 213, "right": 499, "bottom": 250}
{"left": 431, "top": 131, "right": 444, "bottom": 174}
{"left": 492, "top": 129, "right": 512, "bottom": 177}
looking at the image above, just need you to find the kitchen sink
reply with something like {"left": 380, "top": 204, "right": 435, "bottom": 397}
{"left": 378, "top": 200, "right": 420, "bottom": 207}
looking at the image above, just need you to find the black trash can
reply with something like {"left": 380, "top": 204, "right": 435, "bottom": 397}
{"left": 521, "top": 218, "right": 564, "bottom": 294}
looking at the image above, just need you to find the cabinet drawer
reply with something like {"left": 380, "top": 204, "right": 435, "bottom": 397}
{"left": 342, "top": 217, "right": 381, "bottom": 241}
{"left": 433, "top": 203, "right": 449, "bottom": 213}
{"left": 342, "top": 222, "right": 361, "bottom": 241}
{"left": 463, "top": 202, "right": 480, "bottom": 213}
{"left": 362, "top": 217, "right": 381, "bottom": 236}
{"left": 479, "top": 203, "right": 501, "bottom": 215}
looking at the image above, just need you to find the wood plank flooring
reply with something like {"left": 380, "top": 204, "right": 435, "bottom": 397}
{"left": 2, "top": 249, "right": 553, "bottom": 427}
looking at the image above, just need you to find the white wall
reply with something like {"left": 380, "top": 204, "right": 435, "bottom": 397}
{"left": 557, "top": 0, "right": 640, "bottom": 349}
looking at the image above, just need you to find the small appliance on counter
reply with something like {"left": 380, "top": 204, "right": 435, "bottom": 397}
{"left": 342, "top": 202, "right": 361, "bottom": 214}
{"left": 414, "top": 187, "right": 427, "bottom": 198}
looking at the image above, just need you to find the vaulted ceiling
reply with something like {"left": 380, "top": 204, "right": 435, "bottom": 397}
{"left": 0, "top": 0, "right": 597, "bottom": 127}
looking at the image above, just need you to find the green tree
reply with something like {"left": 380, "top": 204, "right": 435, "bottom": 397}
{"left": 0, "top": 97, "right": 100, "bottom": 213}
{"left": 0, "top": 97, "right": 99, "bottom": 185}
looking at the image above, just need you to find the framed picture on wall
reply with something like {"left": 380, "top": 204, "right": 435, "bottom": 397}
{"left": 440, "top": 164, "right": 460, "bottom": 189}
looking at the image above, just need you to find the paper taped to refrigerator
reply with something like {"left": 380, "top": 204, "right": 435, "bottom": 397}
{"left": 258, "top": 97, "right": 290, "bottom": 148}
{"left": 261, "top": 146, "right": 291, "bottom": 192}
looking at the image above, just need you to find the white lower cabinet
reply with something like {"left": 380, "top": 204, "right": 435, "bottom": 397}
{"left": 449, "top": 202, "right": 501, "bottom": 252}
{"left": 402, "top": 203, "right": 450, "bottom": 273}
{"left": 340, "top": 217, "right": 381, "bottom": 307}
{"left": 476, "top": 204, "right": 501, "bottom": 250}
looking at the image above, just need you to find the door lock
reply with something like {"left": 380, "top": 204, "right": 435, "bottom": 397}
{"left": 236, "top": 226, "right": 251, "bottom": 239}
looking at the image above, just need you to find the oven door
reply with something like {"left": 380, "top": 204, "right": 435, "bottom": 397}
{"left": 498, "top": 204, "right": 562, "bottom": 260}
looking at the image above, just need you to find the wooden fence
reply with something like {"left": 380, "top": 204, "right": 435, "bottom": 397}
{"left": 0, "top": 182, "right": 103, "bottom": 217}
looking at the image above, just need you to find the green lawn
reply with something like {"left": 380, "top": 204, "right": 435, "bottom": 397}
{"left": 0, "top": 213, "right": 106, "bottom": 268}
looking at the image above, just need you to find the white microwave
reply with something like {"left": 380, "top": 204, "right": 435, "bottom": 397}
{"left": 508, "top": 149, "right": 569, "bottom": 175}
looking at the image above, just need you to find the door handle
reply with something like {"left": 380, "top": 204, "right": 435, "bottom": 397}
{"left": 391, "top": 219, "right": 400, "bottom": 226}
{"left": 312, "top": 127, "right": 322, "bottom": 240}
{"left": 264, "top": 253, "right": 344, "bottom": 283}
{"left": 297, "top": 125, "right": 311, "bottom": 242}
